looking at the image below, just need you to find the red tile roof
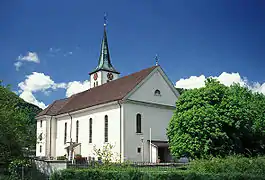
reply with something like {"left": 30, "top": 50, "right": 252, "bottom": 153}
{"left": 37, "top": 66, "right": 157, "bottom": 117}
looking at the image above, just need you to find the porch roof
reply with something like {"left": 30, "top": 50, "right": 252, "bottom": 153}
{"left": 147, "top": 140, "right": 169, "bottom": 147}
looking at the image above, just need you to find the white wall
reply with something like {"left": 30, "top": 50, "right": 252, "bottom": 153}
{"left": 55, "top": 102, "right": 121, "bottom": 161}
{"left": 128, "top": 70, "right": 177, "bottom": 106}
{"left": 123, "top": 102, "right": 174, "bottom": 162}
{"left": 90, "top": 71, "right": 102, "bottom": 88}
{"left": 36, "top": 117, "right": 48, "bottom": 157}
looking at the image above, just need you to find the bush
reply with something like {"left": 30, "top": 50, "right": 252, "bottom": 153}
{"left": 51, "top": 168, "right": 265, "bottom": 180}
{"left": 189, "top": 156, "right": 265, "bottom": 176}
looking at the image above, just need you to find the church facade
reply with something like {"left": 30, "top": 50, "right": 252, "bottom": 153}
{"left": 35, "top": 24, "right": 179, "bottom": 163}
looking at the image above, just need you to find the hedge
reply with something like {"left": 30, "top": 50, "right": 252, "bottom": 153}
{"left": 51, "top": 169, "right": 265, "bottom": 180}
{"left": 189, "top": 156, "right": 265, "bottom": 175}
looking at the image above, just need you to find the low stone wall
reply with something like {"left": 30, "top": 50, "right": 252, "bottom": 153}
{"left": 33, "top": 159, "right": 69, "bottom": 176}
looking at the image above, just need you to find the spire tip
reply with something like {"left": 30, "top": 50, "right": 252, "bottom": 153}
{"left": 155, "top": 54, "right": 159, "bottom": 66}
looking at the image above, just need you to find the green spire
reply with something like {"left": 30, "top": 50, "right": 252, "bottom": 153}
{"left": 89, "top": 24, "right": 120, "bottom": 75}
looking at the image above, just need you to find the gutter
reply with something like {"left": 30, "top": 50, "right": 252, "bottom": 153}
{"left": 118, "top": 101, "right": 122, "bottom": 163}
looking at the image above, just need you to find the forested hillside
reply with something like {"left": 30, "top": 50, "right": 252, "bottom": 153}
{"left": 0, "top": 81, "right": 41, "bottom": 166}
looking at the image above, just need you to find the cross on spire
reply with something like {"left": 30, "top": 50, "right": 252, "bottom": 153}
{"left": 155, "top": 54, "right": 159, "bottom": 66}
{"left": 104, "top": 12, "right": 107, "bottom": 27}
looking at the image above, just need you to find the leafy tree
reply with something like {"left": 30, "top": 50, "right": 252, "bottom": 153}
{"left": 0, "top": 82, "right": 41, "bottom": 166}
{"left": 175, "top": 88, "right": 187, "bottom": 95}
{"left": 167, "top": 79, "right": 265, "bottom": 159}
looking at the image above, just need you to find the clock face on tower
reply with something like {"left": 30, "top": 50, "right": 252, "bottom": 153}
{"left": 93, "top": 73, "right": 98, "bottom": 80}
{"left": 107, "top": 72, "right": 113, "bottom": 80}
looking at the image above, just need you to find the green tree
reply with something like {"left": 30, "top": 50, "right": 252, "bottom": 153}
{"left": 167, "top": 79, "right": 265, "bottom": 159}
{"left": 0, "top": 82, "right": 41, "bottom": 166}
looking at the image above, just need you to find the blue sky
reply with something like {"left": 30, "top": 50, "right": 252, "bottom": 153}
{"left": 1, "top": 0, "right": 265, "bottom": 108}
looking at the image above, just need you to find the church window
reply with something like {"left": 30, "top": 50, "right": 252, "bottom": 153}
{"left": 104, "top": 115, "right": 108, "bottom": 142}
{"left": 40, "top": 145, "right": 42, "bottom": 153}
{"left": 76, "top": 120, "right": 79, "bottom": 143}
{"left": 64, "top": 122, "right": 67, "bottom": 144}
{"left": 94, "top": 82, "right": 96, "bottom": 87}
{"left": 154, "top": 89, "right": 161, "bottom": 96}
{"left": 40, "top": 120, "right": 42, "bottom": 127}
{"left": 137, "top": 147, "right": 141, "bottom": 153}
{"left": 89, "top": 118, "right": 92, "bottom": 143}
{"left": 96, "top": 81, "right": 98, "bottom": 86}
{"left": 136, "top": 114, "right": 142, "bottom": 133}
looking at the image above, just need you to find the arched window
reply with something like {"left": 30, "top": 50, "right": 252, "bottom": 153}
{"left": 136, "top": 114, "right": 141, "bottom": 133}
{"left": 89, "top": 118, "right": 92, "bottom": 143}
{"left": 94, "top": 82, "right": 96, "bottom": 87}
{"left": 64, "top": 122, "right": 67, "bottom": 144}
{"left": 40, "top": 145, "right": 42, "bottom": 153}
{"left": 76, "top": 120, "right": 79, "bottom": 143}
{"left": 104, "top": 115, "right": 108, "bottom": 142}
{"left": 154, "top": 89, "right": 161, "bottom": 96}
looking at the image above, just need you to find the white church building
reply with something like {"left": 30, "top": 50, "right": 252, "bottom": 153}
{"left": 35, "top": 23, "right": 179, "bottom": 163}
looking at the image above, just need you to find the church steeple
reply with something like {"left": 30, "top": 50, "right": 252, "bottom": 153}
{"left": 89, "top": 21, "right": 119, "bottom": 75}
{"left": 89, "top": 16, "right": 120, "bottom": 88}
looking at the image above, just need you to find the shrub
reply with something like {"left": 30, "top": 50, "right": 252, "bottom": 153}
{"left": 51, "top": 168, "right": 265, "bottom": 180}
{"left": 189, "top": 156, "right": 265, "bottom": 176}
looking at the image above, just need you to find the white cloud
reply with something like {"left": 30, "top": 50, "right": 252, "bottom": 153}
{"left": 249, "top": 82, "right": 265, "bottom": 94}
{"left": 18, "top": 72, "right": 66, "bottom": 109}
{"left": 175, "top": 75, "right": 206, "bottom": 89}
{"left": 18, "top": 72, "right": 55, "bottom": 92}
{"left": 17, "top": 52, "right": 40, "bottom": 63}
{"left": 66, "top": 80, "right": 90, "bottom": 97}
{"left": 18, "top": 72, "right": 90, "bottom": 109}
{"left": 20, "top": 91, "right": 46, "bottom": 109}
{"left": 14, "top": 62, "right": 22, "bottom": 71}
{"left": 14, "top": 51, "right": 40, "bottom": 70}
{"left": 175, "top": 72, "right": 265, "bottom": 95}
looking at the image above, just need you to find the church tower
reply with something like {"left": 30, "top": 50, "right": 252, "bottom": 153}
{"left": 89, "top": 20, "right": 120, "bottom": 88}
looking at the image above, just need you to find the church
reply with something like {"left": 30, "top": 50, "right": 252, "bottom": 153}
{"left": 35, "top": 22, "right": 179, "bottom": 163}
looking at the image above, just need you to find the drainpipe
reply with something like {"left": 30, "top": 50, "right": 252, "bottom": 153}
{"left": 118, "top": 101, "right": 122, "bottom": 163}
{"left": 68, "top": 113, "right": 73, "bottom": 161}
